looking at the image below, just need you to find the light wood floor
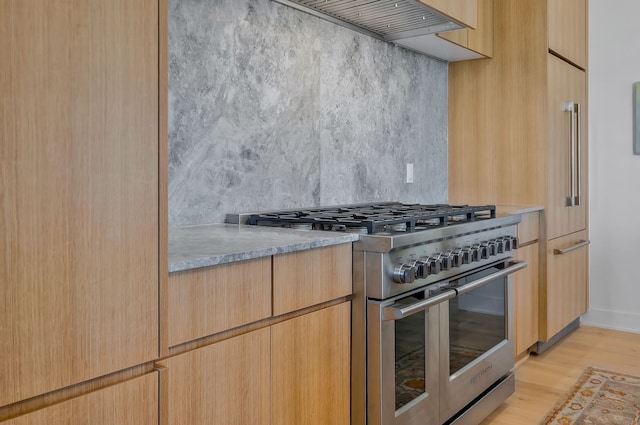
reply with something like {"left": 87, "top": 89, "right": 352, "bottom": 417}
{"left": 481, "top": 325, "right": 640, "bottom": 424}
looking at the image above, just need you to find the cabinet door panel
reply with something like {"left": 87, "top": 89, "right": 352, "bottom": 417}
{"left": 514, "top": 243, "right": 539, "bottom": 355}
{"left": 168, "top": 258, "right": 272, "bottom": 347}
{"left": 548, "top": 0, "right": 587, "bottom": 68}
{"left": 420, "top": 0, "right": 478, "bottom": 28}
{"left": 272, "top": 303, "right": 351, "bottom": 425}
{"left": 547, "top": 54, "right": 587, "bottom": 239}
{"left": 516, "top": 211, "right": 540, "bottom": 245}
{"left": 273, "top": 244, "right": 352, "bottom": 315}
{"left": 542, "top": 230, "right": 589, "bottom": 340}
{"left": 161, "top": 328, "right": 271, "bottom": 425}
{"left": 438, "top": 0, "right": 494, "bottom": 58}
{"left": 0, "top": 0, "right": 159, "bottom": 406}
{"left": 4, "top": 373, "right": 158, "bottom": 425}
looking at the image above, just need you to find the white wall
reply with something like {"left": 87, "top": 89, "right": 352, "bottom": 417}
{"left": 583, "top": 0, "right": 640, "bottom": 333}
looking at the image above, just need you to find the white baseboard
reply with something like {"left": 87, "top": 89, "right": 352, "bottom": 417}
{"left": 581, "top": 308, "right": 640, "bottom": 334}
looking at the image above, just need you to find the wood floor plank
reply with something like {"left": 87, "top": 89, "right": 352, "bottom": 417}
{"left": 481, "top": 325, "right": 640, "bottom": 424}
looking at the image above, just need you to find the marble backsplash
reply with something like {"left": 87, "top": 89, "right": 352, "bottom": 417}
{"left": 168, "top": 0, "right": 448, "bottom": 227}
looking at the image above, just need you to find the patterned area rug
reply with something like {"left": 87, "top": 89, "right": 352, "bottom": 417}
{"left": 544, "top": 367, "right": 640, "bottom": 424}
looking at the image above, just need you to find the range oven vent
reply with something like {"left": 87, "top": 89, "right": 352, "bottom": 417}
{"left": 273, "top": 0, "right": 464, "bottom": 41}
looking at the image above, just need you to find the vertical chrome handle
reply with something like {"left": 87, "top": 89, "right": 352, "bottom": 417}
{"left": 575, "top": 103, "right": 582, "bottom": 206}
{"left": 563, "top": 102, "right": 577, "bottom": 207}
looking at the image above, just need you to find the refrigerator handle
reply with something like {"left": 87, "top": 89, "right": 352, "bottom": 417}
{"left": 563, "top": 101, "right": 577, "bottom": 207}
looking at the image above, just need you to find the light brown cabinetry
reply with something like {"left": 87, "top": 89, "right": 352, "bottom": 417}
{"left": 514, "top": 244, "right": 540, "bottom": 355}
{"left": 273, "top": 244, "right": 352, "bottom": 315}
{"left": 509, "top": 211, "right": 541, "bottom": 356}
{"left": 449, "top": 0, "right": 588, "bottom": 346}
{"left": 543, "top": 230, "right": 589, "bottom": 340}
{"left": 3, "top": 372, "right": 159, "bottom": 425}
{"left": 420, "top": 0, "right": 478, "bottom": 29}
{"left": 167, "top": 258, "right": 272, "bottom": 348}
{"left": 546, "top": 54, "right": 588, "bottom": 239}
{"left": 548, "top": 0, "right": 588, "bottom": 68}
{"left": 0, "top": 0, "right": 161, "bottom": 409}
{"left": 160, "top": 244, "right": 352, "bottom": 425}
{"left": 161, "top": 328, "right": 271, "bottom": 425}
{"left": 272, "top": 303, "right": 351, "bottom": 425}
{"left": 437, "top": 0, "right": 494, "bottom": 57}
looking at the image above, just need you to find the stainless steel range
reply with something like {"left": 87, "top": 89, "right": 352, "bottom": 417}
{"left": 236, "top": 202, "right": 526, "bottom": 425}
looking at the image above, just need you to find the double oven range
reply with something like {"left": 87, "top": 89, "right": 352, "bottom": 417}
{"left": 237, "top": 202, "right": 526, "bottom": 425}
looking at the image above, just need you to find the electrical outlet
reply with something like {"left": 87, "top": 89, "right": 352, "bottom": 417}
{"left": 406, "top": 163, "right": 414, "bottom": 184}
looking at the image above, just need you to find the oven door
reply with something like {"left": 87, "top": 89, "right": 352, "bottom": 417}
{"left": 367, "top": 287, "right": 455, "bottom": 425}
{"left": 439, "top": 260, "right": 527, "bottom": 423}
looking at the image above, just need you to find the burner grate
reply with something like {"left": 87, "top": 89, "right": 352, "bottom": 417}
{"left": 246, "top": 203, "right": 496, "bottom": 234}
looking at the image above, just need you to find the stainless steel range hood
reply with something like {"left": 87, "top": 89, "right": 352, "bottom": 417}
{"left": 273, "top": 0, "right": 483, "bottom": 61}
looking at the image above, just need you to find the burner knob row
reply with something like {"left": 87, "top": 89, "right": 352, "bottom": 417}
{"left": 392, "top": 236, "right": 519, "bottom": 284}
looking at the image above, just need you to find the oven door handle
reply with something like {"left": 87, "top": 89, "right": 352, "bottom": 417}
{"left": 383, "top": 261, "right": 528, "bottom": 321}
{"left": 454, "top": 261, "right": 528, "bottom": 296}
{"left": 383, "top": 289, "right": 457, "bottom": 321}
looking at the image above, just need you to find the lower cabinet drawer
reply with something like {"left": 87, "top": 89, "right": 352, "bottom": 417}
{"left": 167, "top": 257, "right": 272, "bottom": 347}
{"left": 542, "top": 230, "right": 589, "bottom": 340}
{"left": 158, "top": 302, "right": 351, "bottom": 425}
{"left": 159, "top": 328, "right": 271, "bottom": 425}
{"left": 272, "top": 302, "right": 351, "bottom": 425}
{"left": 513, "top": 242, "right": 539, "bottom": 355}
{"left": 273, "top": 244, "right": 352, "bottom": 315}
{"left": 3, "top": 372, "right": 159, "bottom": 425}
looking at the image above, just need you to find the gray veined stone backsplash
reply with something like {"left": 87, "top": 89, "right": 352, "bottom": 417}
{"left": 168, "top": 0, "right": 449, "bottom": 227}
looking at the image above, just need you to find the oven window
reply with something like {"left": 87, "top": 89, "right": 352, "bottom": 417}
{"left": 449, "top": 272, "right": 506, "bottom": 375}
{"left": 395, "top": 304, "right": 426, "bottom": 410}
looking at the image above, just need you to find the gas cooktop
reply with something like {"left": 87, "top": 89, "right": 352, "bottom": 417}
{"left": 241, "top": 202, "right": 497, "bottom": 235}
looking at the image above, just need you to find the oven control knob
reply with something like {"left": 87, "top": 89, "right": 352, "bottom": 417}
{"left": 393, "top": 263, "right": 416, "bottom": 284}
{"left": 470, "top": 245, "right": 482, "bottom": 262}
{"left": 437, "top": 253, "right": 452, "bottom": 271}
{"left": 510, "top": 236, "right": 519, "bottom": 249}
{"left": 496, "top": 238, "right": 506, "bottom": 253}
{"left": 442, "top": 249, "right": 460, "bottom": 264}
{"left": 451, "top": 248, "right": 464, "bottom": 267}
{"left": 504, "top": 237, "right": 513, "bottom": 252}
{"left": 412, "top": 259, "right": 429, "bottom": 279}
{"left": 451, "top": 251, "right": 461, "bottom": 267}
{"left": 479, "top": 242, "right": 490, "bottom": 259}
{"left": 425, "top": 257, "right": 441, "bottom": 275}
{"left": 460, "top": 248, "right": 472, "bottom": 264}
{"left": 484, "top": 241, "right": 497, "bottom": 256}
{"left": 443, "top": 250, "right": 458, "bottom": 267}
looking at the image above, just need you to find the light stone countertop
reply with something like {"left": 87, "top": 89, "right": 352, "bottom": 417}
{"left": 168, "top": 224, "right": 359, "bottom": 273}
{"left": 496, "top": 205, "right": 544, "bottom": 215}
